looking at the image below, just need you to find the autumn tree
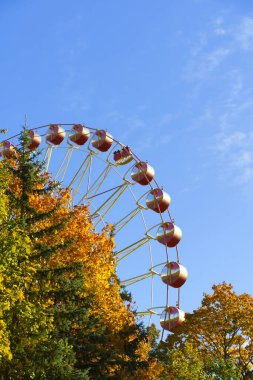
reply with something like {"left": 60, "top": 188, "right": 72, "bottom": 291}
{"left": 36, "top": 169, "right": 162, "bottom": 379}
{"left": 0, "top": 128, "right": 162, "bottom": 379}
{"left": 158, "top": 283, "right": 253, "bottom": 379}
{"left": 0, "top": 130, "right": 90, "bottom": 379}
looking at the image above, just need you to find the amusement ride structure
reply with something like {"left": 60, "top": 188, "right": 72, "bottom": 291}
{"left": 0, "top": 124, "right": 188, "bottom": 338}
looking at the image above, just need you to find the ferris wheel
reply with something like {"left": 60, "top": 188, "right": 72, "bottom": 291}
{"left": 0, "top": 123, "right": 188, "bottom": 338}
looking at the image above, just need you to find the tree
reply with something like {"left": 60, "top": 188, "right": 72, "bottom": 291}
{"left": 0, "top": 129, "right": 162, "bottom": 379}
{"left": 0, "top": 130, "right": 90, "bottom": 379}
{"left": 32, "top": 174, "right": 162, "bottom": 379}
{"left": 158, "top": 283, "right": 253, "bottom": 379}
{"left": 157, "top": 342, "right": 206, "bottom": 380}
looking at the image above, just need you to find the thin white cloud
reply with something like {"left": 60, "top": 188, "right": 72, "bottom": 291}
{"left": 236, "top": 17, "right": 253, "bottom": 51}
{"left": 208, "top": 70, "right": 253, "bottom": 187}
{"left": 204, "top": 48, "right": 230, "bottom": 71}
{"left": 236, "top": 167, "right": 253, "bottom": 185}
{"left": 190, "top": 32, "right": 208, "bottom": 57}
{"left": 182, "top": 14, "right": 253, "bottom": 190}
{"left": 210, "top": 15, "right": 253, "bottom": 52}
{"left": 226, "top": 70, "right": 243, "bottom": 103}
{"left": 216, "top": 131, "right": 247, "bottom": 153}
{"left": 117, "top": 111, "right": 178, "bottom": 153}
{"left": 211, "top": 16, "right": 227, "bottom": 36}
{"left": 184, "top": 15, "right": 253, "bottom": 83}
{"left": 104, "top": 111, "right": 122, "bottom": 123}
{"left": 214, "top": 131, "right": 253, "bottom": 186}
{"left": 157, "top": 113, "right": 173, "bottom": 128}
{"left": 233, "top": 151, "right": 253, "bottom": 168}
{"left": 119, "top": 116, "right": 147, "bottom": 141}
{"left": 183, "top": 47, "right": 230, "bottom": 81}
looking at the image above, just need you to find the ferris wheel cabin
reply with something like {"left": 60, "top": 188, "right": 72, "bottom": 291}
{"left": 160, "top": 306, "right": 185, "bottom": 332}
{"left": 146, "top": 188, "right": 171, "bottom": 213}
{"left": 131, "top": 162, "right": 155, "bottom": 185}
{"left": 68, "top": 124, "right": 90, "bottom": 145}
{"left": 156, "top": 222, "right": 182, "bottom": 247}
{"left": 161, "top": 262, "right": 188, "bottom": 288}
{"left": 46, "top": 125, "right": 66, "bottom": 145}
{"left": 27, "top": 130, "right": 41, "bottom": 150}
{"left": 91, "top": 130, "right": 113, "bottom": 152}
{"left": 0, "top": 141, "right": 16, "bottom": 158}
{"left": 113, "top": 146, "right": 133, "bottom": 165}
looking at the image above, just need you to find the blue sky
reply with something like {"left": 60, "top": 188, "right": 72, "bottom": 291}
{"left": 1, "top": 0, "right": 253, "bottom": 326}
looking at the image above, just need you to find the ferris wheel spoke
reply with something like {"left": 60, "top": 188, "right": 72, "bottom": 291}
{"left": 121, "top": 271, "right": 153, "bottom": 286}
{"left": 112, "top": 206, "right": 141, "bottom": 235}
{"left": 87, "top": 206, "right": 107, "bottom": 228}
{"left": 87, "top": 184, "right": 126, "bottom": 200}
{"left": 68, "top": 152, "right": 93, "bottom": 196}
{"left": 80, "top": 163, "right": 113, "bottom": 202}
{"left": 90, "top": 183, "right": 128, "bottom": 228}
{"left": 86, "top": 152, "right": 93, "bottom": 194}
{"left": 120, "top": 262, "right": 164, "bottom": 288}
{"left": 115, "top": 236, "right": 150, "bottom": 261}
{"left": 151, "top": 261, "right": 167, "bottom": 270}
{"left": 54, "top": 146, "right": 74, "bottom": 182}
{"left": 137, "top": 308, "right": 162, "bottom": 316}
{"left": 43, "top": 146, "right": 54, "bottom": 172}
{"left": 136, "top": 311, "right": 151, "bottom": 316}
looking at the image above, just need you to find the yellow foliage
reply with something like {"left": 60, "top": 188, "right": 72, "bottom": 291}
{"left": 0, "top": 317, "right": 12, "bottom": 360}
{"left": 29, "top": 182, "right": 161, "bottom": 376}
{"left": 166, "top": 282, "right": 253, "bottom": 378}
{"left": 30, "top": 190, "right": 134, "bottom": 334}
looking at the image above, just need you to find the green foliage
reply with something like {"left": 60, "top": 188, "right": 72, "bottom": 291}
{"left": 158, "top": 342, "right": 206, "bottom": 380}
{"left": 204, "top": 356, "right": 242, "bottom": 380}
